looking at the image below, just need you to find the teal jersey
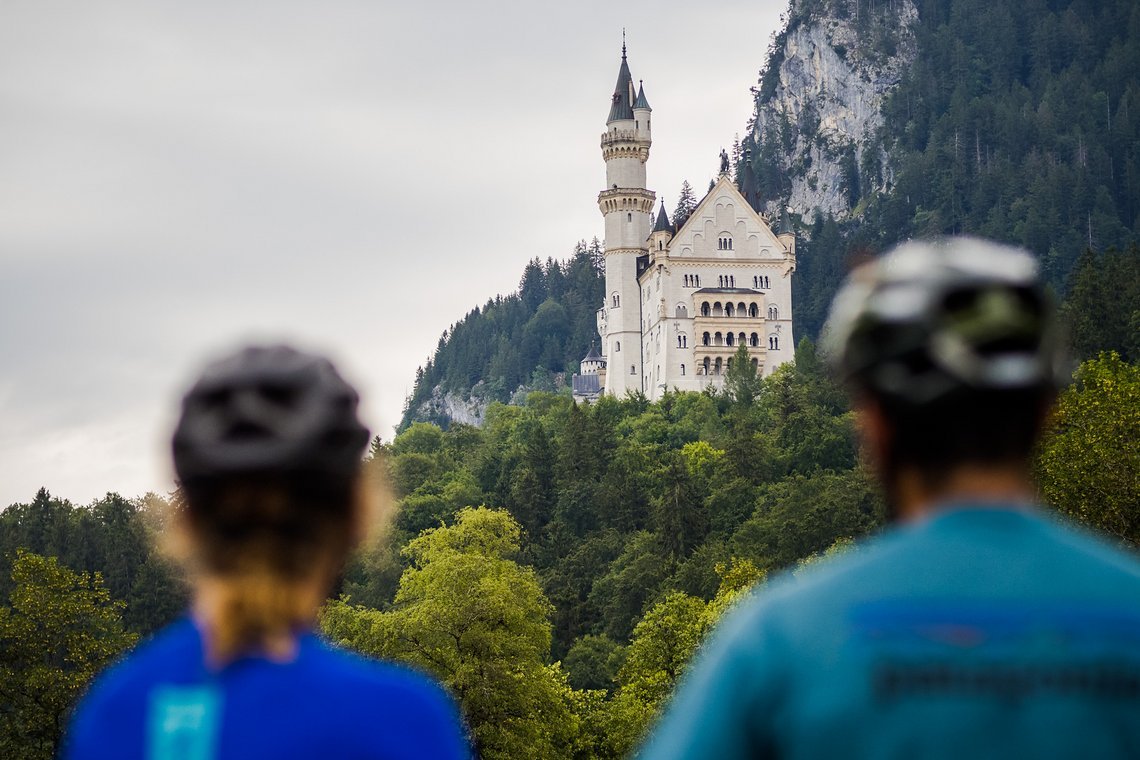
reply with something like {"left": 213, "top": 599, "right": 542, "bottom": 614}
{"left": 639, "top": 506, "right": 1140, "bottom": 759}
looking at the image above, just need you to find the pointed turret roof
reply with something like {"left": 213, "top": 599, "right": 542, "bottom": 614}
{"left": 634, "top": 80, "right": 651, "bottom": 110}
{"left": 583, "top": 342, "right": 603, "bottom": 362}
{"left": 779, "top": 206, "right": 794, "bottom": 234}
{"left": 652, "top": 201, "right": 673, "bottom": 234}
{"left": 607, "top": 44, "right": 636, "bottom": 122}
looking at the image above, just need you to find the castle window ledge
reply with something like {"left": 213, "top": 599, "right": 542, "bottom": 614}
{"left": 694, "top": 346, "right": 767, "bottom": 357}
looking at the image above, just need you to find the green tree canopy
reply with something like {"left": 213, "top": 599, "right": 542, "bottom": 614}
{"left": 0, "top": 550, "right": 138, "bottom": 760}
{"left": 1036, "top": 352, "right": 1140, "bottom": 545}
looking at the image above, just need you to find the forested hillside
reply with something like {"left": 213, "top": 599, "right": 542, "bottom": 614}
{"left": 744, "top": 0, "right": 1140, "bottom": 339}
{"left": 400, "top": 241, "right": 604, "bottom": 429}
{"left": 4, "top": 346, "right": 1138, "bottom": 758}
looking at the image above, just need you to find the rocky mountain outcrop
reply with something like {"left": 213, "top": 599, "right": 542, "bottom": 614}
{"left": 409, "top": 385, "right": 489, "bottom": 429}
{"left": 749, "top": 0, "right": 918, "bottom": 219}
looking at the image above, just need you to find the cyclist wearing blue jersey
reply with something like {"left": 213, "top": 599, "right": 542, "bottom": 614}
{"left": 66, "top": 345, "right": 470, "bottom": 760}
{"left": 640, "top": 238, "right": 1140, "bottom": 758}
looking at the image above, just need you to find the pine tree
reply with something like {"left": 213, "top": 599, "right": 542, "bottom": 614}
{"left": 673, "top": 181, "right": 698, "bottom": 231}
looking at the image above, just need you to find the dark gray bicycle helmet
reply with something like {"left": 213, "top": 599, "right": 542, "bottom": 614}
{"left": 172, "top": 345, "right": 370, "bottom": 483}
{"left": 822, "top": 237, "right": 1067, "bottom": 405}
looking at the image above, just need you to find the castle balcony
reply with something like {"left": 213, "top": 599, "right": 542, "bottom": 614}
{"left": 600, "top": 129, "right": 650, "bottom": 147}
{"left": 693, "top": 315, "right": 768, "bottom": 351}
{"left": 597, "top": 187, "right": 657, "bottom": 215}
{"left": 693, "top": 346, "right": 767, "bottom": 376}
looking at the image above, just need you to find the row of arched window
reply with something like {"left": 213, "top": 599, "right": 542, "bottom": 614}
{"left": 698, "top": 356, "right": 761, "bottom": 375}
{"left": 683, "top": 274, "right": 702, "bottom": 287}
{"left": 717, "top": 236, "right": 734, "bottom": 250}
{"left": 753, "top": 275, "right": 771, "bottom": 289}
{"left": 718, "top": 275, "right": 736, "bottom": 287}
{"left": 698, "top": 301, "right": 778, "bottom": 320}
{"left": 699, "top": 332, "right": 781, "bottom": 349}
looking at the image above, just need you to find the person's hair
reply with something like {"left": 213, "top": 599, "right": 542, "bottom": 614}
{"left": 877, "top": 386, "right": 1052, "bottom": 492}
{"left": 177, "top": 471, "right": 363, "bottom": 662}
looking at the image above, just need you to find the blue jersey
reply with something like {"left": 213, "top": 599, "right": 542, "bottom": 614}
{"left": 640, "top": 505, "right": 1140, "bottom": 759}
{"left": 65, "top": 618, "right": 470, "bottom": 760}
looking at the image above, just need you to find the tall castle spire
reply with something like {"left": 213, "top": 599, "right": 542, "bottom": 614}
{"left": 598, "top": 40, "right": 655, "bottom": 397}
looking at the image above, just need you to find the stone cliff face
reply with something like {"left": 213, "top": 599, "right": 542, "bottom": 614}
{"left": 410, "top": 385, "right": 489, "bottom": 429}
{"left": 750, "top": 0, "right": 918, "bottom": 219}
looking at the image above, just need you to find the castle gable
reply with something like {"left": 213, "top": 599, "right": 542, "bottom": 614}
{"left": 669, "top": 175, "right": 786, "bottom": 260}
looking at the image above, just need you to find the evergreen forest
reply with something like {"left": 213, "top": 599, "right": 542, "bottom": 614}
{"left": 4, "top": 344, "right": 1139, "bottom": 758}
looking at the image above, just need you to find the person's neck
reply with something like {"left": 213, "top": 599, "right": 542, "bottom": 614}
{"left": 192, "top": 575, "right": 325, "bottom": 666}
{"left": 892, "top": 463, "right": 1036, "bottom": 522}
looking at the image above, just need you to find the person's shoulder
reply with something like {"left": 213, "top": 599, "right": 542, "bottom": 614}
{"left": 1034, "top": 510, "right": 1140, "bottom": 582}
{"left": 83, "top": 617, "right": 201, "bottom": 701}
{"left": 308, "top": 639, "right": 470, "bottom": 757}
{"left": 309, "top": 638, "right": 460, "bottom": 713}
{"left": 65, "top": 618, "right": 201, "bottom": 759}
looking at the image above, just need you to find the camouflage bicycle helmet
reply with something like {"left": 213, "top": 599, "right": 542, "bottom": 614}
{"left": 822, "top": 237, "right": 1067, "bottom": 405}
{"left": 172, "top": 345, "right": 370, "bottom": 483}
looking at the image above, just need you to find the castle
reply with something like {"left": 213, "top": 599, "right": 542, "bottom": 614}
{"left": 573, "top": 44, "right": 797, "bottom": 402}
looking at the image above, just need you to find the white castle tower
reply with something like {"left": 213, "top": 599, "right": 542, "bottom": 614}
{"left": 597, "top": 41, "right": 656, "bottom": 396}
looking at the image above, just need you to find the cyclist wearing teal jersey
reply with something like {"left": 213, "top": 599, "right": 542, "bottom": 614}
{"left": 66, "top": 345, "right": 470, "bottom": 759}
{"left": 639, "top": 238, "right": 1140, "bottom": 759}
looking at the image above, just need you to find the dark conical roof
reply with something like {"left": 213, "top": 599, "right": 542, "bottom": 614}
{"left": 653, "top": 201, "right": 673, "bottom": 233}
{"left": 583, "top": 342, "right": 603, "bottom": 362}
{"left": 607, "top": 47, "right": 636, "bottom": 122}
{"left": 634, "top": 80, "right": 651, "bottom": 110}
{"left": 779, "top": 206, "right": 794, "bottom": 234}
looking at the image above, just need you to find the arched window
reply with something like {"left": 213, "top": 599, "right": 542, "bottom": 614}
{"left": 702, "top": 332, "right": 710, "bottom": 346}
{"left": 725, "top": 303, "right": 735, "bottom": 317}
{"left": 631, "top": 365, "right": 637, "bottom": 375}
{"left": 658, "top": 241, "right": 663, "bottom": 250}
{"left": 713, "top": 302, "right": 723, "bottom": 317}
{"left": 702, "top": 357, "right": 711, "bottom": 375}
{"left": 612, "top": 293, "right": 620, "bottom": 308}
{"left": 701, "top": 302, "right": 710, "bottom": 317}
{"left": 739, "top": 332, "right": 746, "bottom": 346}
{"left": 769, "top": 336, "right": 779, "bottom": 350}
{"left": 676, "top": 304, "right": 687, "bottom": 318}
{"left": 753, "top": 276, "right": 758, "bottom": 288}
{"left": 764, "top": 276, "right": 771, "bottom": 288}
{"left": 768, "top": 305, "right": 778, "bottom": 320}
{"left": 714, "top": 332, "right": 723, "bottom": 346}
{"left": 680, "top": 364, "right": 686, "bottom": 376}
{"left": 750, "top": 332, "right": 759, "bottom": 347}
{"left": 714, "top": 357, "right": 723, "bottom": 375}
{"left": 726, "top": 332, "right": 735, "bottom": 346}
{"left": 730, "top": 275, "right": 736, "bottom": 287}
{"left": 627, "top": 213, "right": 632, "bottom": 223}
{"left": 615, "top": 341, "right": 621, "bottom": 352}
{"left": 695, "top": 274, "right": 700, "bottom": 286}
{"left": 749, "top": 303, "right": 759, "bottom": 318}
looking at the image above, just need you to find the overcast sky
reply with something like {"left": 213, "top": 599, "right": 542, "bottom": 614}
{"left": 0, "top": 0, "right": 786, "bottom": 507}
